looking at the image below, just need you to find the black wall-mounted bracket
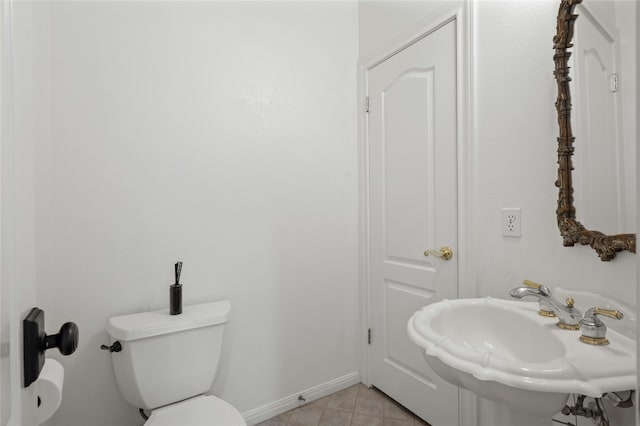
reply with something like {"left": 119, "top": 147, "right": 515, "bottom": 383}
{"left": 23, "top": 308, "right": 79, "bottom": 388}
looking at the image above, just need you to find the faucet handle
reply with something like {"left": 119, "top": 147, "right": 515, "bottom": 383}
{"left": 523, "top": 279, "right": 543, "bottom": 289}
{"left": 523, "top": 280, "right": 550, "bottom": 294}
{"left": 579, "top": 307, "right": 624, "bottom": 345}
{"left": 592, "top": 308, "right": 623, "bottom": 320}
{"left": 522, "top": 279, "right": 553, "bottom": 297}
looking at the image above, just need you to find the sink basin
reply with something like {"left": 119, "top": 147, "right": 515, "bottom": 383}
{"left": 407, "top": 297, "right": 636, "bottom": 426}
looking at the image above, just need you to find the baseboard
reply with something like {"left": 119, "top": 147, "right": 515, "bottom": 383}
{"left": 241, "top": 371, "right": 361, "bottom": 425}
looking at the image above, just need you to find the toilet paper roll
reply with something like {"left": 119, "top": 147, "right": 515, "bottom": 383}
{"left": 35, "top": 358, "right": 64, "bottom": 425}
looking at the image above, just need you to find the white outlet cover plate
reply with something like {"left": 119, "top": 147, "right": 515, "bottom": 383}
{"left": 502, "top": 208, "right": 521, "bottom": 237}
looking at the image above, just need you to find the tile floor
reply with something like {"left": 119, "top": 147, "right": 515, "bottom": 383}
{"left": 256, "top": 384, "right": 431, "bottom": 426}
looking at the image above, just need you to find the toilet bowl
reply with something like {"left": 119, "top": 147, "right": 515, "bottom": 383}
{"left": 105, "top": 300, "right": 246, "bottom": 426}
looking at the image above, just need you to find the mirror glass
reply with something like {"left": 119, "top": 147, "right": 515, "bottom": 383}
{"left": 571, "top": 2, "right": 636, "bottom": 235}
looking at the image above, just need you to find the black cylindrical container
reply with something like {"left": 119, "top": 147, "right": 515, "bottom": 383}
{"left": 170, "top": 284, "right": 182, "bottom": 315}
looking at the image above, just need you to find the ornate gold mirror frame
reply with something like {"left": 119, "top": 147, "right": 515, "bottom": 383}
{"left": 553, "top": 0, "right": 635, "bottom": 261}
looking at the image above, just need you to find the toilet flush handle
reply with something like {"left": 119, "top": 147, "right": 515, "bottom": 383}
{"left": 100, "top": 341, "right": 122, "bottom": 353}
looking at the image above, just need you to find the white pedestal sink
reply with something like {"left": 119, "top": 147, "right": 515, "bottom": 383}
{"left": 407, "top": 297, "right": 636, "bottom": 426}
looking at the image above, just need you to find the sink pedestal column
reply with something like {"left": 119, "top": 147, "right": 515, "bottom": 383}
{"left": 481, "top": 399, "right": 558, "bottom": 426}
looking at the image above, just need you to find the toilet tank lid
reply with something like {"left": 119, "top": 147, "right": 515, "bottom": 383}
{"left": 106, "top": 300, "right": 231, "bottom": 341}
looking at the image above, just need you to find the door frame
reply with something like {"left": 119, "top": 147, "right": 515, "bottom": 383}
{"left": 1, "top": 1, "right": 23, "bottom": 424}
{"left": 357, "top": 2, "right": 477, "bottom": 425}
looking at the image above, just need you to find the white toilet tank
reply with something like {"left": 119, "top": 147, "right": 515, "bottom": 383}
{"left": 105, "top": 300, "right": 231, "bottom": 410}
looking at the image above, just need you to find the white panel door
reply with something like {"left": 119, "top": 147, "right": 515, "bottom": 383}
{"left": 367, "top": 21, "right": 458, "bottom": 426}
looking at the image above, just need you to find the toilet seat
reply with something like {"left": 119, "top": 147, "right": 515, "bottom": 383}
{"left": 145, "top": 395, "right": 246, "bottom": 426}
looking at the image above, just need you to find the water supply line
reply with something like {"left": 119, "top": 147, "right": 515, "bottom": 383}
{"left": 557, "top": 392, "right": 632, "bottom": 426}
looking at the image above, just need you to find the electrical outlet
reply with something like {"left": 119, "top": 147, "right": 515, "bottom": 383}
{"left": 502, "top": 208, "right": 521, "bottom": 237}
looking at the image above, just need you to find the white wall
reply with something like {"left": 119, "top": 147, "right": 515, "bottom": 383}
{"left": 33, "top": 2, "right": 359, "bottom": 426}
{"left": 358, "top": 0, "right": 450, "bottom": 63}
{"left": 359, "top": 0, "right": 636, "bottom": 425}
{"left": 0, "top": 3, "right": 11, "bottom": 422}
{"left": 637, "top": 3, "right": 640, "bottom": 426}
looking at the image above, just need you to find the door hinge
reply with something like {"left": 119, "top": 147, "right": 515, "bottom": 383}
{"left": 368, "top": 328, "right": 372, "bottom": 344}
{"left": 610, "top": 73, "right": 619, "bottom": 92}
{"left": 365, "top": 96, "right": 370, "bottom": 113}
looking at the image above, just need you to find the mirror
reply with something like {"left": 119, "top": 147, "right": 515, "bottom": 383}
{"left": 553, "top": 0, "right": 635, "bottom": 261}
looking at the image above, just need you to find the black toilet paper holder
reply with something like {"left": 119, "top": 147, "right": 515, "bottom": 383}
{"left": 23, "top": 307, "right": 79, "bottom": 388}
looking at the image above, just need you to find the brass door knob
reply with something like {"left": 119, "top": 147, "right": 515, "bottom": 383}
{"left": 423, "top": 247, "right": 453, "bottom": 261}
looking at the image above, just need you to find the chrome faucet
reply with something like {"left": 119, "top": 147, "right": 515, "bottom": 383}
{"left": 510, "top": 284, "right": 582, "bottom": 330}
{"left": 520, "top": 280, "right": 556, "bottom": 317}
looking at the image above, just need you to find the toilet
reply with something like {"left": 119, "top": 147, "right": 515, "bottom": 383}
{"left": 105, "top": 300, "right": 246, "bottom": 426}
